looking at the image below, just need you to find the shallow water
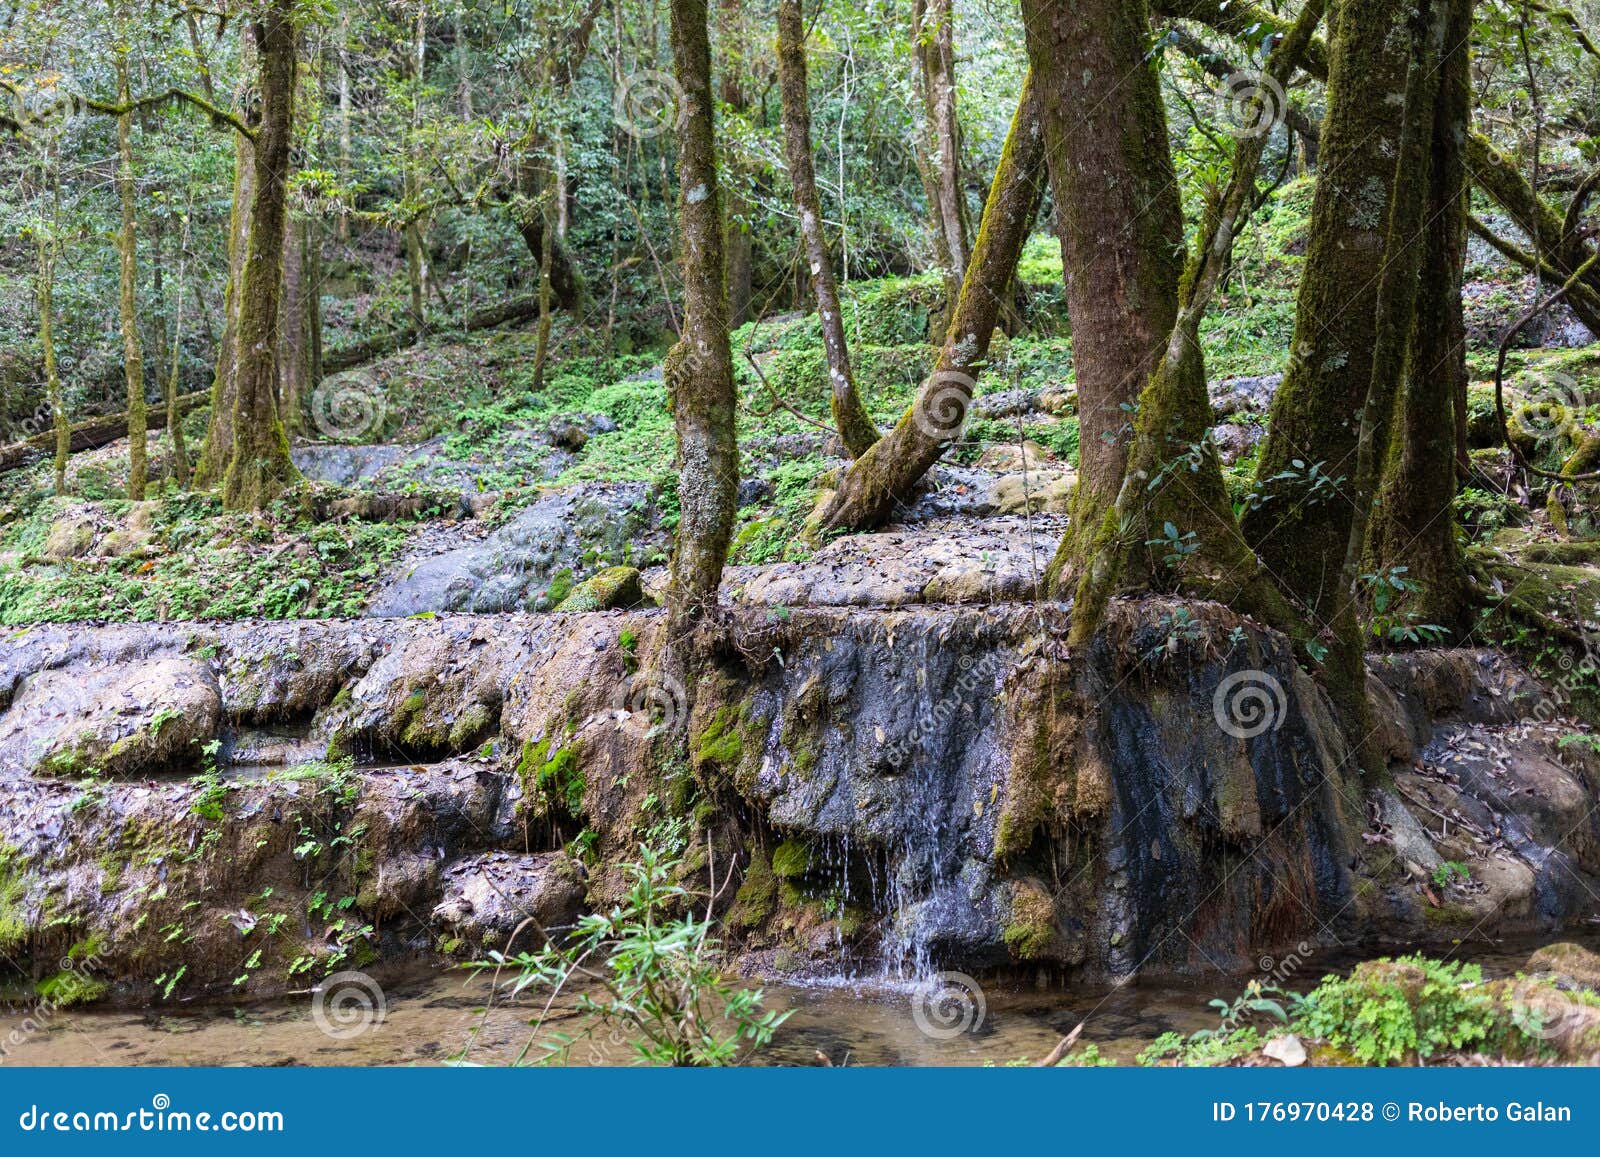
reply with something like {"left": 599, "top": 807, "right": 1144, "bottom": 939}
{"left": 4, "top": 933, "right": 1592, "bottom": 1067}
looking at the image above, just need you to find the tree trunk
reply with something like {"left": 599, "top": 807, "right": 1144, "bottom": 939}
{"left": 666, "top": 0, "right": 739, "bottom": 629}
{"left": 775, "top": 0, "right": 879, "bottom": 458}
{"left": 912, "top": 0, "right": 968, "bottom": 322}
{"left": 815, "top": 75, "right": 1044, "bottom": 532}
{"left": 37, "top": 232, "right": 68, "bottom": 494}
{"left": 221, "top": 0, "right": 303, "bottom": 510}
{"left": 115, "top": 51, "right": 147, "bottom": 501}
{"left": 719, "top": 0, "right": 753, "bottom": 328}
{"left": 1239, "top": 0, "right": 1416, "bottom": 622}
{"left": 1057, "top": 1, "right": 1324, "bottom": 647}
{"left": 1021, "top": 0, "right": 1187, "bottom": 592}
{"left": 1369, "top": 0, "right": 1473, "bottom": 634}
{"left": 163, "top": 212, "right": 193, "bottom": 488}
{"left": 531, "top": 194, "right": 557, "bottom": 391}
{"left": 196, "top": 34, "right": 257, "bottom": 489}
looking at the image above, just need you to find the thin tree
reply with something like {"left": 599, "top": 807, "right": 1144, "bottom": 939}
{"left": 665, "top": 0, "right": 739, "bottom": 630}
{"left": 114, "top": 35, "right": 147, "bottom": 501}
{"left": 221, "top": 0, "right": 303, "bottom": 510}
{"left": 774, "top": 0, "right": 878, "bottom": 457}
{"left": 813, "top": 75, "right": 1044, "bottom": 531}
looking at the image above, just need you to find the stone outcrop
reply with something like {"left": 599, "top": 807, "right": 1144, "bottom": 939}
{"left": 0, "top": 604, "right": 1596, "bottom": 1005}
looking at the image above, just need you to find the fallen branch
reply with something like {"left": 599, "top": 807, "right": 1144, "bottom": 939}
{"left": 0, "top": 389, "right": 208, "bottom": 476}
{"left": 1034, "top": 1021, "right": 1085, "bottom": 1067}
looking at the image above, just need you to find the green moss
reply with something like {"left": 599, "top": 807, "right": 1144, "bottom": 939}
{"left": 447, "top": 702, "right": 493, "bottom": 750}
{"left": 693, "top": 703, "right": 749, "bottom": 769}
{"left": 518, "top": 736, "right": 586, "bottom": 815}
{"left": 727, "top": 846, "right": 778, "bottom": 930}
{"left": 1002, "top": 882, "right": 1056, "bottom": 961}
{"left": 0, "top": 843, "right": 32, "bottom": 954}
{"left": 552, "top": 565, "right": 643, "bottom": 612}
{"left": 770, "top": 840, "right": 810, "bottom": 879}
{"left": 35, "top": 969, "right": 109, "bottom": 1007}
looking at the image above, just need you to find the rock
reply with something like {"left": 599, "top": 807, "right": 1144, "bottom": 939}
{"left": 41, "top": 512, "right": 98, "bottom": 560}
{"left": 985, "top": 469, "right": 1074, "bottom": 515}
{"left": 547, "top": 416, "right": 590, "bottom": 451}
{"left": 431, "top": 852, "right": 588, "bottom": 949}
{"left": 366, "top": 481, "right": 667, "bottom": 616}
{"left": 1527, "top": 942, "right": 1600, "bottom": 989}
{"left": 1210, "top": 373, "right": 1282, "bottom": 419}
{"left": 1262, "top": 1034, "right": 1306, "bottom": 1067}
{"left": 553, "top": 566, "right": 645, "bottom": 612}
{"left": 0, "top": 658, "right": 220, "bottom": 777}
{"left": 1211, "top": 422, "right": 1262, "bottom": 467}
{"left": 90, "top": 503, "right": 158, "bottom": 558}
{"left": 975, "top": 440, "right": 1053, "bottom": 473}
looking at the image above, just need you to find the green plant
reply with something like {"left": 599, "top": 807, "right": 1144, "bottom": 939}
{"left": 1432, "top": 860, "right": 1471, "bottom": 889}
{"left": 469, "top": 843, "right": 790, "bottom": 1066}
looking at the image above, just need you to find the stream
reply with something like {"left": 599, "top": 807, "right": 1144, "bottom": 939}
{"left": 5, "top": 934, "right": 1595, "bottom": 1067}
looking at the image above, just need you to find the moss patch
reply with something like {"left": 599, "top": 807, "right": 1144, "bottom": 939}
{"left": 770, "top": 840, "right": 810, "bottom": 879}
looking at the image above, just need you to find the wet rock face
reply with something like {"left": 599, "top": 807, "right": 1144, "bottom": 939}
{"left": 365, "top": 482, "right": 667, "bottom": 617}
{"left": 1, "top": 609, "right": 1597, "bottom": 1000}
{"left": 0, "top": 657, "right": 220, "bottom": 777}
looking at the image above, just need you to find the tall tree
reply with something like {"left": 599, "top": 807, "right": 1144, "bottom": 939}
{"left": 1239, "top": 0, "right": 1417, "bottom": 621}
{"left": 775, "top": 0, "right": 879, "bottom": 458}
{"left": 913, "top": 0, "right": 969, "bottom": 319}
{"left": 221, "top": 0, "right": 303, "bottom": 510}
{"left": 1369, "top": 0, "right": 1474, "bottom": 632}
{"left": 1021, "top": 0, "right": 1190, "bottom": 592}
{"left": 665, "top": 0, "right": 738, "bottom": 629}
{"left": 114, "top": 36, "right": 147, "bottom": 501}
{"left": 814, "top": 75, "right": 1044, "bottom": 531}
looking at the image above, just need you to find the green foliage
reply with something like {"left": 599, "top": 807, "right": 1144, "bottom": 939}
{"left": 1295, "top": 957, "right": 1503, "bottom": 1065}
{"left": 471, "top": 844, "right": 790, "bottom": 1066}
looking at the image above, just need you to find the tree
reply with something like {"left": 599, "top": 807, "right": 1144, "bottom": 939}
{"left": 775, "top": 0, "right": 879, "bottom": 458}
{"left": 913, "top": 0, "right": 969, "bottom": 321}
{"left": 113, "top": 31, "right": 148, "bottom": 501}
{"left": 665, "top": 0, "right": 739, "bottom": 630}
{"left": 220, "top": 0, "right": 304, "bottom": 511}
{"left": 813, "top": 75, "right": 1044, "bottom": 531}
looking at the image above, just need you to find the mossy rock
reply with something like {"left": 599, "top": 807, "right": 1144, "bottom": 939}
{"left": 553, "top": 565, "right": 645, "bottom": 613}
{"left": 1002, "top": 878, "right": 1057, "bottom": 960}
{"left": 770, "top": 840, "right": 810, "bottom": 879}
{"left": 1527, "top": 942, "right": 1600, "bottom": 989}
{"left": 727, "top": 846, "right": 778, "bottom": 930}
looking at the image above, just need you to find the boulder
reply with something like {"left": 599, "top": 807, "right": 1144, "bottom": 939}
{"left": 1527, "top": 942, "right": 1600, "bottom": 989}
{"left": 431, "top": 851, "right": 588, "bottom": 949}
{"left": 0, "top": 658, "right": 220, "bottom": 777}
{"left": 553, "top": 566, "right": 644, "bottom": 612}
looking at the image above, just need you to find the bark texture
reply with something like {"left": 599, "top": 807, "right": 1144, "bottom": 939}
{"left": 1240, "top": 0, "right": 1415, "bottom": 622}
{"left": 1021, "top": 0, "right": 1187, "bottom": 590}
{"left": 775, "top": 0, "right": 879, "bottom": 458}
{"left": 115, "top": 53, "right": 147, "bottom": 501}
{"left": 665, "top": 0, "right": 739, "bottom": 630}
{"left": 814, "top": 75, "right": 1044, "bottom": 532}
{"left": 221, "top": 0, "right": 303, "bottom": 510}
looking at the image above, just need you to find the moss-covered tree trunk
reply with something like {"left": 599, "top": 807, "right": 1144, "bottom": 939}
{"left": 220, "top": 0, "right": 303, "bottom": 511}
{"left": 1239, "top": 0, "right": 1415, "bottom": 621}
{"left": 1059, "top": 1, "right": 1324, "bottom": 647}
{"left": 665, "top": 0, "right": 739, "bottom": 631}
{"left": 914, "top": 0, "right": 969, "bottom": 319}
{"left": 195, "top": 39, "right": 256, "bottom": 490}
{"left": 114, "top": 51, "right": 147, "bottom": 502}
{"left": 1021, "top": 0, "right": 1188, "bottom": 592}
{"left": 160, "top": 212, "right": 192, "bottom": 488}
{"left": 719, "top": 0, "right": 754, "bottom": 329}
{"left": 37, "top": 230, "right": 68, "bottom": 494}
{"left": 775, "top": 0, "right": 879, "bottom": 458}
{"left": 813, "top": 75, "right": 1043, "bottom": 532}
{"left": 1370, "top": 0, "right": 1473, "bottom": 634}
